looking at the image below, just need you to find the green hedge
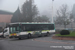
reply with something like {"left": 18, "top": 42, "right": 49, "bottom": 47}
{"left": 55, "top": 31, "right": 75, "bottom": 37}
{"left": 60, "top": 30, "right": 70, "bottom": 35}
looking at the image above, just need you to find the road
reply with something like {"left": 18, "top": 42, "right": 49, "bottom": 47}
{"left": 0, "top": 36, "right": 75, "bottom": 50}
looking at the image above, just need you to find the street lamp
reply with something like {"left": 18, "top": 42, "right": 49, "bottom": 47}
{"left": 52, "top": 0, "right": 54, "bottom": 23}
{"left": 71, "top": 19, "right": 74, "bottom": 29}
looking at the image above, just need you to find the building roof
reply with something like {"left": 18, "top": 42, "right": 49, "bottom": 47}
{"left": 0, "top": 10, "right": 13, "bottom": 15}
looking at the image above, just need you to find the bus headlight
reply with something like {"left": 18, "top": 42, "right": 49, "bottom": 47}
{"left": 9, "top": 35, "right": 11, "bottom": 37}
{"left": 17, "top": 35, "right": 19, "bottom": 36}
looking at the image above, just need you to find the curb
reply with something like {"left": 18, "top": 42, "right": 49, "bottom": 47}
{"left": 52, "top": 35, "right": 75, "bottom": 41}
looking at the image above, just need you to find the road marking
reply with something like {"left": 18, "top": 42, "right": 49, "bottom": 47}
{"left": 34, "top": 39, "right": 75, "bottom": 44}
{"left": 50, "top": 46, "right": 74, "bottom": 49}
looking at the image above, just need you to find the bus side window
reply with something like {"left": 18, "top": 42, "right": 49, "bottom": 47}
{"left": 17, "top": 27, "right": 19, "bottom": 31}
{"left": 49, "top": 24, "right": 54, "bottom": 30}
{"left": 10, "top": 27, "right": 12, "bottom": 33}
{"left": 13, "top": 27, "right": 16, "bottom": 32}
{"left": 22, "top": 26, "right": 25, "bottom": 31}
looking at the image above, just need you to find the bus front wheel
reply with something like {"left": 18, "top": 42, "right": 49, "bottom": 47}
{"left": 18, "top": 38, "right": 22, "bottom": 40}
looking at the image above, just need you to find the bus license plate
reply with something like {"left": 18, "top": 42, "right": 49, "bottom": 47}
{"left": 11, "top": 33, "right": 17, "bottom": 36}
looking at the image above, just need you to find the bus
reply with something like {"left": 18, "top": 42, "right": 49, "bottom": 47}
{"left": 9, "top": 22, "right": 55, "bottom": 39}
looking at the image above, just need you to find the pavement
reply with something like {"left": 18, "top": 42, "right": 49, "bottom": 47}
{"left": 0, "top": 35, "right": 75, "bottom": 50}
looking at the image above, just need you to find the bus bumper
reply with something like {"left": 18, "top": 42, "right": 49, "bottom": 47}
{"left": 9, "top": 36, "right": 19, "bottom": 38}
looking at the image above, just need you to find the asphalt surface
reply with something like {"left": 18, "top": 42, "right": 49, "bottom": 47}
{"left": 0, "top": 35, "right": 75, "bottom": 50}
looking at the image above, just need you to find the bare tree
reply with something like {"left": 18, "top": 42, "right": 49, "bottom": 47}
{"left": 69, "top": 13, "right": 74, "bottom": 23}
{"left": 72, "top": 4, "right": 75, "bottom": 21}
{"left": 70, "top": 13, "right": 74, "bottom": 28}
{"left": 55, "top": 4, "right": 70, "bottom": 28}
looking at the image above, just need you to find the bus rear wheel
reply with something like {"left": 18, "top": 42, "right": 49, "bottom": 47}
{"left": 46, "top": 32, "right": 50, "bottom": 36}
{"left": 28, "top": 33, "right": 31, "bottom": 38}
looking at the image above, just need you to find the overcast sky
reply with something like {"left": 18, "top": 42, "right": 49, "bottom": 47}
{"left": 0, "top": 0, "right": 75, "bottom": 17}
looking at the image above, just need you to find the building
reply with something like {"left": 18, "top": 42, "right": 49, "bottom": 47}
{"left": 0, "top": 10, "right": 13, "bottom": 28}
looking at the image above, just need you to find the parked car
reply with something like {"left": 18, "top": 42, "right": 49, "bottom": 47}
{"left": 0, "top": 32, "right": 4, "bottom": 37}
{"left": 0, "top": 27, "right": 9, "bottom": 38}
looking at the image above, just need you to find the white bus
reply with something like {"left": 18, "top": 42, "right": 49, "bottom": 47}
{"left": 9, "top": 22, "right": 55, "bottom": 39}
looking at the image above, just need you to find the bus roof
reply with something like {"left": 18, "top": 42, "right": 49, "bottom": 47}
{"left": 9, "top": 22, "right": 54, "bottom": 25}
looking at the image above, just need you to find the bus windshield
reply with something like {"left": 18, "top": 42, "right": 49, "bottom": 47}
{"left": 10, "top": 26, "right": 20, "bottom": 33}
